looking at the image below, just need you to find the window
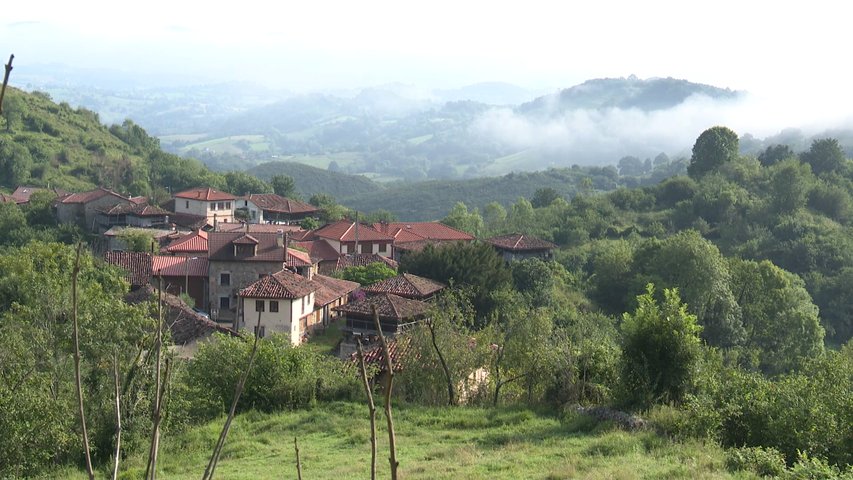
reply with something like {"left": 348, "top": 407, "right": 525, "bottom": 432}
{"left": 254, "top": 325, "right": 266, "bottom": 338}
{"left": 379, "top": 242, "right": 387, "bottom": 253}
{"left": 218, "top": 202, "right": 226, "bottom": 210}
{"left": 219, "top": 296, "right": 230, "bottom": 309}
{"left": 185, "top": 200, "right": 189, "bottom": 209}
{"left": 269, "top": 301, "right": 279, "bottom": 313}
{"left": 211, "top": 202, "right": 217, "bottom": 211}
{"left": 346, "top": 243, "right": 354, "bottom": 254}
{"left": 225, "top": 202, "right": 231, "bottom": 210}
{"left": 244, "top": 200, "right": 249, "bottom": 207}
{"left": 220, "top": 273, "right": 231, "bottom": 286}
{"left": 255, "top": 300, "right": 265, "bottom": 312}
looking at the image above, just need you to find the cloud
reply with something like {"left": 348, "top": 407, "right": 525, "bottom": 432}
{"left": 469, "top": 92, "right": 853, "bottom": 166}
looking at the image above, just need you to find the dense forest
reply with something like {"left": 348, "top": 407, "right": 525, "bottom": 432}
{"left": 1, "top": 88, "right": 851, "bottom": 479}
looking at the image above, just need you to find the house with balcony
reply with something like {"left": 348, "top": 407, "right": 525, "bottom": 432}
{"left": 310, "top": 219, "right": 395, "bottom": 257}
{"left": 485, "top": 233, "right": 557, "bottom": 262}
{"left": 334, "top": 293, "right": 429, "bottom": 356}
{"left": 55, "top": 187, "right": 145, "bottom": 231}
{"left": 237, "top": 194, "right": 320, "bottom": 224}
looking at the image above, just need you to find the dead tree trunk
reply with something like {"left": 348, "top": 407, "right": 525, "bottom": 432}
{"left": 356, "top": 338, "right": 377, "bottom": 480}
{"left": 371, "top": 306, "right": 398, "bottom": 480}
{"left": 112, "top": 351, "right": 122, "bottom": 480}
{"left": 294, "top": 437, "right": 303, "bottom": 480}
{"left": 0, "top": 54, "right": 13, "bottom": 114}
{"left": 71, "top": 243, "right": 95, "bottom": 480}
{"left": 203, "top": 311, "right": 264, "bottom": 480}
{"left": 426, "top": 319, "right": 456, "bottom": 406}
{"left": 145, "top": 274, "right": 165, "bottom": 480}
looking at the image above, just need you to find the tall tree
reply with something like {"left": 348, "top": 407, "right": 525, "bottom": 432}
{"left": 799, "top": 137, "right": 846, "bottom": 175}
{"left": 270, "top": 174, "right": 299, "bottom": 199}
{"left": 688, "top": 126, "right": 739, "bottom": 178}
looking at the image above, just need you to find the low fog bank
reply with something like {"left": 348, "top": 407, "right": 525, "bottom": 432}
{"left": 470, "top": 92, "right": 853, "bottom": 167}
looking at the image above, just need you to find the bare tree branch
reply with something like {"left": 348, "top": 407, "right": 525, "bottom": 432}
{"left": 356, "top": 338, "right": 376, "bottom": 480}
{"left": 112, "top": 351, "right": 122, "bottom": 480}
{"left": 0, "top": 54, "right": 13, "bottom": 115}
{"left": 371, "top": 305, "right": 398, "bottom": 480}
{"left": 203, "top": 310, "right": 264, "bottom": 480}
{"left": 71, "top": 242, "right": 94, "bottom": 480}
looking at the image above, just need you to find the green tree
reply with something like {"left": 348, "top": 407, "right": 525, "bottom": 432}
{"left": 688, "top": 126, "right": 739, "bottom": 178}
{"left": 799, "top": 138, "right": 846, "bottom": 175}
{"left": 335, "top": 262, "right": 398, "bottom": 286}
{"left": 758, "top": 144, "right": 795, "bottom": 166}
{"left": 769, "top": 159, "right": 814, "bottom": 214}
{"left": 442, "top": 202, "right": 484, "bottom": 236}
{"left": 224, "top": 171, "right": 272, "bottom": 196}
{"left": 482, "top": 201, "right": 507, "bottom": 234}
{"left": 270, "top": 174, "right": 299, "bottom": 199}
{"left": 531, "top": 187, "right": 560, "bottom": 208}
{"left": 729, "top": 258, "right": 824, "bottom": 374}
{"left": 619, "top": 284, "right": 702, "bottom": 408}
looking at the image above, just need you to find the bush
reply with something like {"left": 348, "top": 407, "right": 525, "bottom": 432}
{"left": 780, "top": 452, "right": 852, "bottom": 480}
{"left": 179, "top": 333, "right": 360, "bottom": 422}
{"left": 725, "top": 446, "right": 786, "bottom": 477}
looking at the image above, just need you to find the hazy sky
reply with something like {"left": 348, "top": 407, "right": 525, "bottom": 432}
{"left": 4, "top": 0, "right": 853, "bottom": 138}
{"left": 3, "top": 0, "right": 851, "bottom": 94}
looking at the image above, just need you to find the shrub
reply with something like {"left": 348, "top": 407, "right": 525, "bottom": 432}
{"left": 725, "top": 446, "right": 786, "bottom": 477}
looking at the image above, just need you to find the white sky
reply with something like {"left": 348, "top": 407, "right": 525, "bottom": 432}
{"left": 3, "top": 0, "right": 853, "bottom": 136}
{"left": 2, "top": 0, "right": 850, "bottom": 93}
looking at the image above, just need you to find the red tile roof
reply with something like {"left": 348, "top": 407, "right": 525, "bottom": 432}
{"left": 313, "top": 220, "right": 395, "bottom": 242}
{"left": 350, "top": 338, "right": 411, "bottom": 372}
{"left": 10, "top": 186, "right": 66, "bottom": 203}
{"left": 333, "top": 293, "right": 429, "bottom": 321}
{"left": 208, "top": 231, "right": 287, "bottom": 262}
{"left": 311, "top": 274, "right": 360, "bottom": 307}
{"left": 173, "top": 187, "right": 235, "bottom": 201}
{"left": 485, "top": 233, "right": 557, "bottom": 251}
{"left": 232, "top": 233, "right": 260, "bottom": 245}
{"left": 294, "top": 239, "right": 341, "bottom": 263}
{"left": 216, "top": 223, "right": 306, "bottom": 235}
{"left": 104, "top": 251, "right": 152, "bottom": 286}
{"left": 362, "top": 273, "right": 445, "bottom": 299}
{"left": 374, "top": 222, "right": 475, "bottom": 243}
{"left": 243, "top": 194, "right": 319, "bottom": 215}
{"left": 238, "top": 269, "right": 316, "bottom": 299}
{"left": 152, "top": 255, "right": 209, "bottom": 277}
{"left": 286, "top": 248, "right": 313, "bottom": 268}
{"left": 59, "top": 187, "right": 131, "bottom": 204}
{"left": 163, "top": 229, "right": 209, "bottom": 254}
{"left": 0, "top": 193, "right": 21, "bottom": 204}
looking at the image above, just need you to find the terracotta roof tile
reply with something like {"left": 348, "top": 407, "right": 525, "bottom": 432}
{"left": 311, "top": 274, "right": 360, "bottom": 307}
{"left": 0, "top": 193, "right": 21, "bottom": 204}
{"left": 152, "top": 256, "right": 208, "bottom": 277}
{"left": 98, "top": 202, "right": 170, "bottom": 217}
{"left": 294, "top": 239, "right": 341, "bottom": 263}
{"left": 163, "top": 229, "right": 209, "bottom": 254}
{"left": 362, "top": 273, "right": 444, "bottom": 299}
{"left": 485, "top": 233, "right": 557, "bottom": 251}
{"left": 216, "top": 223, "right": 306, "bottom": 235}
{"left": 313, "top": 220, "right": 395, "bottom": 242}
{"left": 333, "top": 293, "right": 429, "bottom": 321}
{"left": 243, "top": 194, "right": 319, "bottom": 215}
{"left": 104, "top": 251, "right": 152, "bottom": 286}
{"left": 173, "top": 187, "right": 235, "bottom": 201}
{"left": 238, "top": 269, "right": 316, "bottom": 299}
{"left": 208, "top": 232, "right": 287, "bottom": 262}
{"left": 349, "top": 338, "right": 410, "bottom": 372}
{"left": 373, "top": 222, "right": 475, "bottom": 243}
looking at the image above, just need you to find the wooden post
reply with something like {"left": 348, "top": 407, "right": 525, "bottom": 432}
{"left": 203, "top": 311, "right": 264, "bottom": 480}
{"left": 356, "top": 338, "right": 377, "bottom": 480}
{"left": 71, "top": 242, "right": 95, "bottom": 480}
{"left": 294, "top": 437, "right": 303, "bottom": 480}
{"left": 145, "top": 273, "right": 165, "bottom": 479}
{"left": 371, "top": 305, "right": 398, "bottom": 480}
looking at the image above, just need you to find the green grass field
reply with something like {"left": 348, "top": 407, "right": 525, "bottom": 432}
{"left": 61, "top": 402, "right": 753, "bottom": 480}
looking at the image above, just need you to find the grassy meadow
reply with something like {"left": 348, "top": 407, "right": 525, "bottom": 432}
{"left": 59, "top": 402, "right": 755, "bottom": 480}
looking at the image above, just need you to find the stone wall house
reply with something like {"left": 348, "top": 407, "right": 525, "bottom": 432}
{"left": 237, "top": 194, "right": 320, "bottom": 224}
{"left": 55, "top": 187, "right": 143, "bottom": 231}
{"left": 237, "top": 269, "right": 317, "bottom": 344}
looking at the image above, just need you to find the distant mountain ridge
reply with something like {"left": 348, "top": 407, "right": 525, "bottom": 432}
{"left": 519, "top": 76, "right": 742, "bottom": 114}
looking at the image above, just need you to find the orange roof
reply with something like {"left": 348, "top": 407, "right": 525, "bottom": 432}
{"left": 362, "top": 273, "right": 445, "bottom": 299}
{"left": 311, "top": 274, "right": 360, "bottom": 307}
{"left": 313, "top": 220, "right": 394, "bottom": 242}
{"left": 173, "top": 187, "right": 235, "bottom": 201}
{"left": 238, "top": 269, "right": 316, "bottom": 299}
{"left": 152, "top": 255, "right": 208, "bottom": 277}
{"left": 293, "top": 239, "right": 341, "bottom": 262}
{"left": 373, "top": 222, "right": 475, "bottom": 243}
{"left": 163, "top": 229, "right": 209, "bottom": 254}
{"left": 216, "top": 223, "right": 306, "bottom": 234}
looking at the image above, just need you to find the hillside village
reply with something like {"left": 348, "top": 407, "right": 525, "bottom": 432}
{"left": 2, "top": 183, "right": 555, "bottom": 360}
